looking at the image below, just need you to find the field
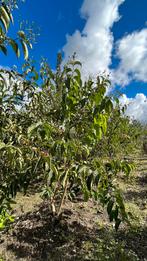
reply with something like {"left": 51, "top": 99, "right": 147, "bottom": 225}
{"left": 0, "top": 3, "right": 147, "bottom": 261}
{"left": 0, "top": 156, "right": 147, "bottom": 261}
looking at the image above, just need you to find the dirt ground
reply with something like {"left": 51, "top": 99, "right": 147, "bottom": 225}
{"left": 0, "top": 157, "right": 147, "bottom": 261}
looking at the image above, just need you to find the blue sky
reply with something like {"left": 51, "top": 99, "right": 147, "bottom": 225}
{"left": 0, "top": 0, "right": 147, "bottom": 122}
{"left": 0, "top": 0, "right": 84, "bottom": 69}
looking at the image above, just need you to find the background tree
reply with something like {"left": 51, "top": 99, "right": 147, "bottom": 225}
{"left": 96, "top": 104, "right": 143, "bottom": 158}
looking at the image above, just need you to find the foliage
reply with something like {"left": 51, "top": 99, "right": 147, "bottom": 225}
{"left": 0, "top": 1, "right": 31, "bottom": 59}
{"left": 0, "top": 52, "right": 136, "bottom": 230}
{"left": 96, "top": 103, "right": 143, "bottom": 158}
{"left": 0, "top": 2, "right": 138, "bottom": 231}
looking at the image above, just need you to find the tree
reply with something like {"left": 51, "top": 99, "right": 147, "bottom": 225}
{"left": 0, "top": 3, "right": 135, "bottom": 231}
{"left": 0, "top": 0, "right": 33, "bottom": 229}
{"left": 96, "top": 104, "right": 143, "bottom": 158}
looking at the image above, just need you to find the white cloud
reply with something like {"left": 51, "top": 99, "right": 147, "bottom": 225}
{"left": 119, "top": 93, "right": 147, "bottom": 123}
{"left": 62, "top": 0, "right": 147, "bottom": 124}
{"left": 113, "top": 29, "right": 147, "bottom": 86}
{"left": 62, "top": 0, "right": 147, "bottom": 89}
{"left": 63, "top": 0, "right": 124, "bottom": 79}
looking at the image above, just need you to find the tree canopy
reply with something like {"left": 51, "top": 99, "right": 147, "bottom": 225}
{"left": 0, "top": 2, "right": 143, "bottom": 231}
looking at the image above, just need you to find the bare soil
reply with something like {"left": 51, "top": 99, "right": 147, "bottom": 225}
{"left": 0, "top": 157, "right": 147, "bottom": 261}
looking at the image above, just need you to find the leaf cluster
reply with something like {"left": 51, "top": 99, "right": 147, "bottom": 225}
{"left": 0, "top": 1, "right": 31, "bottom": 59}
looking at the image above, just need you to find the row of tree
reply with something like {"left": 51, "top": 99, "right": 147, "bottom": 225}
{"left": 0, "top": 1, "right": 145, "bottom": 230}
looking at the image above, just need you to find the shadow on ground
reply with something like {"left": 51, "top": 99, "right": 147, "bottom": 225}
{"left": 136, "top": 172, "right": 147, "bottom": 185}
{"left": 1, "top": 201, "right": 146, "bottom": 261}
{"left": 3, "top": 202, "right": 96, "bottom": 261}
{"left": 124, "top": 189, "right": 147, "bottom": 201}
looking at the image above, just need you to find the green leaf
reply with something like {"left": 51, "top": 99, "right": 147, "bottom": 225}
{"left": 0, "top": 44, "right": 7, "bottom": 55}
{"left": 71, "top": 60, "right": 82, "bottom": 67}
{"left": 0, "top": 15, "right": 8, "bottom": 31}
{"left": 107, "top": 199, "right": 114, "bottom": 216}
{"left": 20, "top": 39, "right": 29, "bottom": 60}
{"left": 83, "top": 188, "right": 89, "bottom": 201}
{"left": 113, "top": 205, "right": 119, "bottom": 220}
{"left": 3, "top": 4, "right": 14, "bottom": 24}
{"left": 0, "top": 5, "right": 10, "bottom": 31}
{"left": 9, "top": 39, "right": 20, "bottom": 58}
{"left": 51, "top": 163, "right": 59, "bottom": 178}
{"left": 62, "top": 169, "right": 70, "bottom": 188}
{"left": 115, "top": 218, "right": 121, "bottom": 231}
{"left": 0, "top": 222, "right": 5, "bottom": 230}
{"left": 0, "top": 141, "right": 6, "bottom": 150}
{"left": 86, "top": 174, "right": 93, "bottom": 191}
{"left": 28, "top": 121, "right": 42, "bottom": 137}
{"left": 17, "top": 30, "right": 26, "bottom": 39}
